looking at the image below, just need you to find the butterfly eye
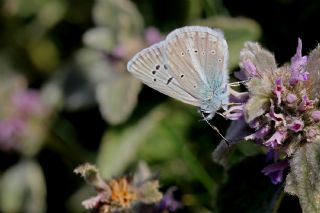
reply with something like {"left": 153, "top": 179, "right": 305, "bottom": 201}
{"left": 194, "top": 49, "right": 198, "bottom": 54}
{"left": 164, "top": 64, "right": 168, "bottom": 70}
{"left": 152, "top": 70, "right": 156, "bottom": 75}
{"left": 211, "top": 50, "right": 216, "bottom": 54}
{"left": 155, "top": 65, "right": 160, "bottom": 70}
{"left": 180, "top": 74, "right": 184, "bottom": 78}
{"left": 218, "top": 58, "right": 223, "bottom": 63}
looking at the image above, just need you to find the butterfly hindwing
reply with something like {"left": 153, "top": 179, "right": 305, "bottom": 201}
{"left": 165, "top": 26, "right": 229, "bottom": 100}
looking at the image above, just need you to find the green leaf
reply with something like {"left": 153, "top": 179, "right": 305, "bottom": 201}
{"left": 192, "top": 16, "right": 261, "bottom": 68}
{"left": 96, "top": 104, "right": 170, "bottom": 179}
{"left": 76, "top": 48, "right": 142, "bottom": 125}
{"left": 96, "top": 74, "right": 142, "bottom": 125}
{"left": 244, "top": 76, "right": 273, "bottom": 123}
{"left": 3, "top": 0, "right": 47, "bottom": 17}
{"left": 0, "top": 160, "right": 46, "bottom": 213}
{"left": 83, "top": 27, "right": 116, "bottom": 52}
{"left": 285, "top": 140, "right": 320, "bottom": 213}
{"left": 93, "top": 0, "right": 144, "bottom": 35}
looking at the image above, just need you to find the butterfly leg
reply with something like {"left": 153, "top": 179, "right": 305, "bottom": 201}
{"left": 201, "top": 112, "right": 230, "bottom": 146}
{"left": 228, "top": 80, "right": 249, "bottom": 87}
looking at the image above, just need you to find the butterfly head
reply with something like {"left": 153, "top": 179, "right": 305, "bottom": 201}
{"left": 200, "top": 84, "right": 229, "bottom": 120}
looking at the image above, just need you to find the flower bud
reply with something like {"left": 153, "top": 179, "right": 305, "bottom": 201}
{"left": 311, "top": 111, "right": 320, "bottom": 122}
{"left": 286, "top": 93, "right": 297, "bottom": 104}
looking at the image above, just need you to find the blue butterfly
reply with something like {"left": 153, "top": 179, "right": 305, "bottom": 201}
{"left": 127, "top": 26, "right": 229, "bottom": 120}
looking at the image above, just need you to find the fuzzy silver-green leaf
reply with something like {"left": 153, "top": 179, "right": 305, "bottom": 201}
{"left": 285, "top": 140, "right": 320, "bottom": 213}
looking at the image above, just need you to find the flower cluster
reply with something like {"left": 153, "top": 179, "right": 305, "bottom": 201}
{"left": 225, "top": 39, "right": 320, "bottom": 184}
{"left": 0, "top": 74, "right": 50, "bottom": 154}
{"left": 74, "top": 163, "right": 181, "bottom": 213}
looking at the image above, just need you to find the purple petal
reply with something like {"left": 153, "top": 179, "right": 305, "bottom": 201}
{"left": 262, "top": 160, "right": 288, "bottom": 184}
{"left": 110, "top": 45, "right": 125, "bottom": 60}
{"left": 224, "top": 119, "right": 251, "bottom": 141}
{"left": 0, "top": 118, "right": 25, "bottom": 150}
{"left": 264, "top": 130, "right": 287, "bottom": 148}
{"left": 81, "top": 192, "right": 108, "bottom": 209}
{"left": 144, "top": 27, "right": 163, "bottom": 46}
{"left": 265, "top": 149, "right": 279, "bottom": 162}
{"left": 289, "top": 38, "right": 309, "bottom": 85}
{"left": 245, "top": 125, "right": 271, "bottom": 140}
{"left": 242, "top": 59, "right": 258, "bottom": 77}
{"left": 157, "top": 187, "right": 182, "bottom": 212}
{"left": 12, "top": 90, "right": 46, "bottom": 115}
{"left": 224, "top": 105, "right": 244, "bottom": 120}
{"left": 229, "top": 90, "right": 249, "bottom": 103}
{"left": 298, "top": 95, "right": 314, "bottom": 112}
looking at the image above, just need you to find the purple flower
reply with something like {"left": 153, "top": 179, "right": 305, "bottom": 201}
{"left": 298, "top": 95, "right": 314, "bottom": 112}
{"left": 223, "top": 38, "right": 320, "bottom": 185}
{"left": 289, "top": 38, "right": 309, "bottom": 85}
{"left": 287, "top": 119, "right": 304, "bottom": 132}
{"left": 157, "top": 187, "right": 182, "bottom": 212}
{"left": 12, "top": 90, "right": 46, "bottom": 116}
{"left": 262, "top": 160, "right": 289, "bottom": 184}
{"left": 0, "top": 118, "right": 25, "bottom": 150}
{"left": 264, "top": 130, "right": 287, "bottom": 149}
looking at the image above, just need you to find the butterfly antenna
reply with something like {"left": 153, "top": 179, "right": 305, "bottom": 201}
{"left": 201, "top": 112, "right": 230, "bottom": 146}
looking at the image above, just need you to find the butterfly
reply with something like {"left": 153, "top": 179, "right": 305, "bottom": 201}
{"left": 127, "top": 26, "right": 229, "bottom": 120}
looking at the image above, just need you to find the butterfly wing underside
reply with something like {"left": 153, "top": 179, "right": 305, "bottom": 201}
{"left": 127, "top": 41, "right": 200, "bottom": 106}
{"left": 165, "top": 26, "right": 229, "bottom": 100}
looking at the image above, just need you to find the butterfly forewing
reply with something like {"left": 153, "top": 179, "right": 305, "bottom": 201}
{"left": 165, "top": 26, "right": 229, "bottom": 99}
{"left": 127, "top": 41, "right": 200, "bottom": 106}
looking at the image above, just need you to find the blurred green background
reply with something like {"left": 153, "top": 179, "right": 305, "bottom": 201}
{"left": 0, "top": 0, "right": 318, "bottom": 212}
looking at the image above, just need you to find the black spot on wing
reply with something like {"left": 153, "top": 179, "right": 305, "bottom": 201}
{"left": 166, "top": 77, "right": 173, "bottom": 85}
